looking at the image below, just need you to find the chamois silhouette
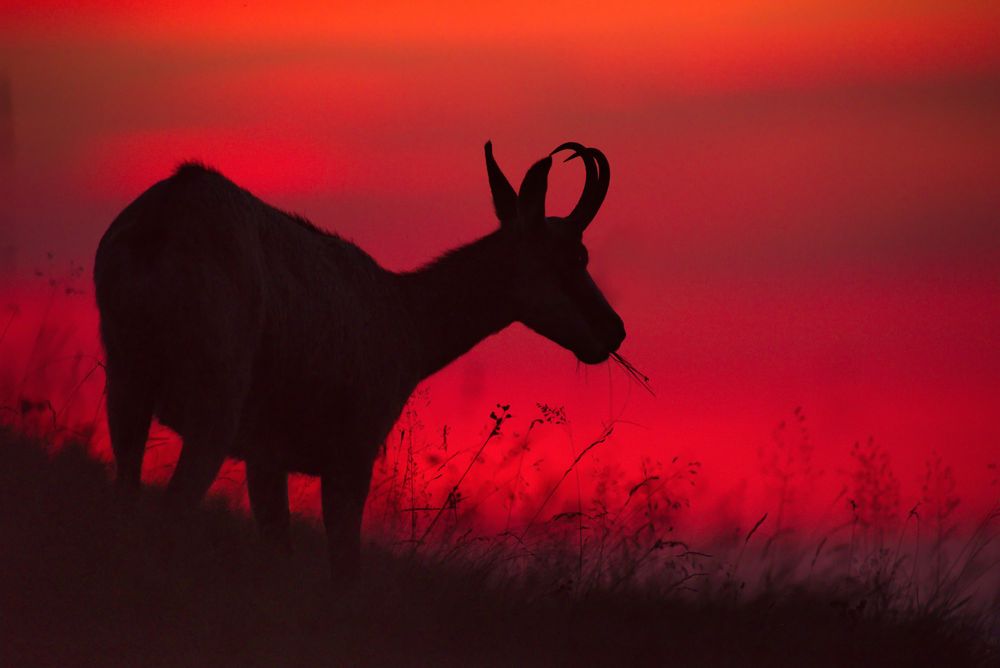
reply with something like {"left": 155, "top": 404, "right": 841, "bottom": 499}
{"left": 93, "top": 141, "right": 625, "bottom": 579}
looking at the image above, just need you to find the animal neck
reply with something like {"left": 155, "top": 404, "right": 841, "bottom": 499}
{"left": 397, "top": 230, "right": 517, "bottom": 381}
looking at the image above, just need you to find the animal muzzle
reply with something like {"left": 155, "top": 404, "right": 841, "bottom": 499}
{"left": 576, "top": 314, "right": 626, "bottom": 364}
{"left": 603, "top": 314, "right": 626, "bottom": 353}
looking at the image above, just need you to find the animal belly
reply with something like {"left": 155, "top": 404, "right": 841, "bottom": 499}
{"left": 231, "top": 396, "right": 366, "bottom": 475}
{"left": 154, "top": 373, "right": 406, "bottom": 477}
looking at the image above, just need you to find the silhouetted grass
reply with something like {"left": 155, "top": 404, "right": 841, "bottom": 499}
{"left": 1, "top": 277, "right": 998, "bottom": 664}
{"left": 1, "top": 426, "right": 995, "bottom": 667}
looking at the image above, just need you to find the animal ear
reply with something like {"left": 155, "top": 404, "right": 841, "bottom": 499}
{"left": 516, "top": 156, "right": 552, "bottom": 225}
{"left": 484, "top": 141, "right": 518, "bottom": 225}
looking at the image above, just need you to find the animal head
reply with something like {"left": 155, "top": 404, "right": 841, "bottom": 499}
{"left": 485, "top": 141, "right": 626, "bottom": 364}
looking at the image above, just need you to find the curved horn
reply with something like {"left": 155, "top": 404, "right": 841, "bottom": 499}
{"left": 551, "top": 142, "right": 610, "bottom": 232}
{"left": 484, "top": 141, "right": 518, "bottom": 223}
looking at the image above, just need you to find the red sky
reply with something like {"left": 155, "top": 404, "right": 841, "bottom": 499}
{"left": 1, "top": 1, "right": 999, "bottom": 524}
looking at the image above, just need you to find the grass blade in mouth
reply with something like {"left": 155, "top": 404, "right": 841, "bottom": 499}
{"left": 611, "top": 352, "right": 654, "bottom": 396}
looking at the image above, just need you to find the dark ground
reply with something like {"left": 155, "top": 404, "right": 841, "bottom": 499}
{"left": 0, "top": 427, "right": 993, "bottom": 667}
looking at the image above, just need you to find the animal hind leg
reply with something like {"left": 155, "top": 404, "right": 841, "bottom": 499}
{"left": 246, "top": 461, "right": 291, "bottom": 551}
{"left": 321, "top": 453, "right": 376, "bottom": 584}
{"left": 166, "top": 429, "right": 233, "bottom": 511}
{"left": 105, "top": 364, "right": 155, "bottom": 506}
{"left": 164, "top": 363, "right": 249, "bottom": 512}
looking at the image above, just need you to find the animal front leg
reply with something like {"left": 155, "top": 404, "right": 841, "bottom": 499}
{"left": 321, "top": 459, "right": 375, "bottom": 584}
{"left": 246, "top": 461, "right": 291, "bottom": 551}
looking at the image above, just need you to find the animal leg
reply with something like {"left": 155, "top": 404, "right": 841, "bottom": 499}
{"left": 321, "top": 457, "right": 375, "bottom": 583}
{"left": 164, "top": 366, "right": 248, "bottom": 513}
{"left": 246, "top": 461, "right": 291, "bottom": 551}
{"left": 105, "top": 365, "right": 154, "bottom": 506}
{"left": 165, "top": 427, "right": 234, "bottom": 511}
